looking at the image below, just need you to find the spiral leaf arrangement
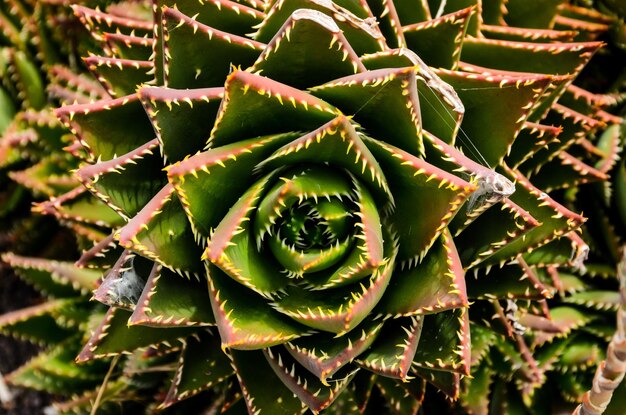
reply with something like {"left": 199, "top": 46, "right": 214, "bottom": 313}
{"left": 0, "top": 0, "right": 625, "bottom": 414}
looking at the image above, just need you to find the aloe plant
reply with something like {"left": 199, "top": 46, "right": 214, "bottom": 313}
{"left": 0, "top": 0, "right": 625, "bottom": 414}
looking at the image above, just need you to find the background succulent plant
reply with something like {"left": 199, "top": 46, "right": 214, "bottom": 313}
{"left": 0, "top": 0, "right": 625, "bottom": 414}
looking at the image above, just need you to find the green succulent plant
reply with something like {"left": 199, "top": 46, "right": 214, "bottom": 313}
{"left": 1, "top": 0, "right": 625, "bottom": 414}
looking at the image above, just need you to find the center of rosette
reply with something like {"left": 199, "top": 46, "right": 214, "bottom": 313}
{"left": 254, "top": 166, "right": 357, "bottom": 276}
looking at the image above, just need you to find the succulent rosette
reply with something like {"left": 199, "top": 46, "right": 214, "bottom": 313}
{"left": 1, "top": 0, "right": 625, "bottom": 413}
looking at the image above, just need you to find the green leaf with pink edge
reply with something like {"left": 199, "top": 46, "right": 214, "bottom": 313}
{"left": 507, "top": 123, "right": 562, "bottom": 169}
{"left": 481, "top": 25, "right": 578, "bottom": 43}
{"left": 264, "top": 346, "right": 357, "bottom": 413}
{"left": 55, "top": 95, "right": 155, "bottom": 162}
{"left": 76, "top": 307, "right": 198, "bottom": 363}
{"left": 364, "top": 136, "right": 474, "bottom": 263}
{"left": 366, "top": 0, "right": 405, "bottom": 48}
{"left": 309, "top": 67, "right": 425, "bottom": 157}
{"left": 562, "top": 291, "right": 621, "bottom": 311}
{"left": 411, "top": 366, "right": 460, "bottom": 399}
{"left": 466, "top": 258, "right": 552, "bottom": 300}
{"left": 84, "top": 56, "right": 153, "bottom": 98}
{"left": 33, "top": 186, "right": 125, "bottom": 228}
{"left": 412, "top": 307, "right": 470, "bottom": 375}
{"left": 256, "top": 117, "right": 392, "bottom": 204}
{"left": 435, "top": 69, "right": 552, "bottom": 167}
{"left": 253, "top": 168, "right": 357, "bottom": 276}
{"left": 251, "top": 9, "right": 366, "bottom": 89}
{"left": 479, "top": 166, "right": 586, "bottom": 267}
{"left": 356, "top": 316, "right": 422, "bottom": 380}
{"left": 168, "top": 133, "right": 299, "bottom": 240}
{"left": 469, "top": 323, "right": 497, "bottom": 366}
{"left": 2, "top": 253, "right": 101, "bottom": 297}
{"left": 207, "top": 263, "right": 310, "bottom": 349}
{"left": 532, "top": 306, "right": 595, "bottom": 347}
{"left": 116, "top": 184, "right": 204, "bottom": 277}
{"left": 459, "top": 360, "right": 492, "bottom": 415}
{"left": 523, "top": 233, "right": 581, "bottom": 267}
{"left": 7, "top": 338, "right": 106, "bottom": 395}
{"left": 208, "top": 70, "right": 340, "bottom": 148}
{"left": 375, "top": 228, "right": 467, "bottom": 317}
{"left": 152, "top": 0, "right": 263, "bottom": 84}
{"left": 130, "top": 264, "right": 216, "bottom": 327}
{"left": 530, "top": 151, "right": 608, "bottom": 192}
{"left": 403, "top": 7, "right": 474, "bottom": 70}
{"left": 139, "top": 86, "right": 223, "bottom": 163}
{"left": 453, "top": 198, "right": 540, "bottom": 269}
{"left": 271, "top": 236, "right": 396, "bottom": 334}
{"left": 375, "top": 375, "right": 422, "bottom": 415}
{"left": 104, "top": 33, "right": 154, "bottom": 61}
{"left": 520, "top": 104, "right": 603, "bottom": 175}
{"left": 286, "top": 319, "right": 383, "bottom": 383}
{"left": 158, "top": 0, "right": 263, "bottom": 36}
{"left": 77, "top": 139, "right": 166, "bottom": 220}
{"left": 460, "top": 38, "right": 602, "bottom": 76}
{"left": 71, "top": 5, "right": 153, "bottom": 40}
{"left": 204, "top": 173, "right": 292, "bottom": 298}
{"left": 162, "top": 330, "right": 233, "bottom": 408}
{"left": 253, "top": 0, "right": 384, "bottom": 55}
{"left": 229, "top": 349, "right": 308, "bottom": 415}
{"left": 161, "top": 7, "right": 264, "bottom": 89}
{"left": 0, "top": 300, "right": 82, "bottom": 345}
{"left": 9, "top": 155, "right": 78, "bottom": 197}
{"left": 503, "top": 0, "right": 564, "bottom": 28}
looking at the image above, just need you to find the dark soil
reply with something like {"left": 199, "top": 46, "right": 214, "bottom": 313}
{"left": 0, "top": 265, "right": 51, "bottom": 415}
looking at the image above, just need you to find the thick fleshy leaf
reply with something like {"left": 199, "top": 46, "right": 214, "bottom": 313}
{"left": 77, "top": 307, "right": 197, "bottom": 363}
{"left": 434, "top": 69, "right": 552, "bottom": 167}
{"left": 229, "top": 349, "right": 307, "bottom": 415}
{"left": 76, "top": 138, "right": 166, "bottom": 220}
{"left": 531, "top": 151, "right": 609, "bottom": 192}
{"left": 357, "top": 316, "right": 422, "bottom": 380}
{"left": 71, "top": 5, "right": 153, "bottom": 40}
{"left": 264, "top": 346, "right": 357, "bottom": 412}
{"left": 33, "top": 186, "right": 124, "bottom": 228}
{"left": 2, "top": 252, "right": 100, "bottom": 297}
{"left": 272, "top": 238, "right": 396, "bottom": 334}
{"left": 55, "top": 94, "right": 155, "bottom": 161}
{"left": 461, "top": 38, "right": 602, "bottom": 76}
{"left": 479, "top": 166, "right": 586, "bottom": 267}
{"left": 104, "top": 32, "right": 155, "bottom": 61}
{"left": 481, "top": 24, "right": 577, "bottom": 43}
{"left": 163, "top": 330, "right": 233, "bottom": 407}
{"left": 364, "top": 137, "right": 474, "bottom": 263}
{"left": 286, "top": 320, "right": 383, "bottom": 382}
{"left": 253, "top": 0, "right": 384, "bottom": 55}
{"left": 168, "top": 133, "right": 298, "bottom": 239}
{"left": 412, "top": 307, "right": 470, "bottom": 375}
{"left": 562, "top": 290, "right": 621, "bottom": 311}
{"left": 502, "top": 0, "right": 563, "bottom": 28}
{"left": 507, "top": 122, "right": 562, "bottom": 169}
{"left": 208, "top": 70, "right": 340, "bottom": 148}
{"left": 250, "top": 9, "right": 366, "bottom": 89}
{"left": 466, "top": 258, "right": 551, "bottom": 300}
{"left": 310, "top": 67, "right": 424, "bottom": 157}
{"left": 207, "top": 264, "right": 310, "bottom": 349}
{"left": 139, "top": 86, "right": 223, "bottom": 163}
{"left": 8, "top": 338, "right": 104, "bottom": 394}
{"left": 161, "top": 7, "right": 264, "bottom": 88}
{"left": 256, "top": 117, "right": 392, "bottom": 205}
{"left": 116, "top": 184, "right": 204, "bottom": 277}
{"left": 130, "top": 264, "right": 216, "bottom": 327}
{"left": 0, "top": 300, "right": 81, "bottom": 345}
{"left": 460, "top": 362, "right": 494, "bottom": 415}
{"left": 375, "top": 228, "right": 467, "bottom": 316}
{"left": 204, "top": 173, "right": 292, "bottom": 297}
{"left": 366, "top": 0, "right": 406, "bottom": 48}
{"left": 412, "top": 366, "right": 460, "bottom": 399}
{"left": 454, "top": 198, "right": 540, "bottom": 269}
{"left": 374, "top": 376, "right": 421, "bottom": 415}
{"left": 403, "top": 7, "right": 474, "bottom": 69}
{"left": 83, "top": 56, "right": 153, "bottom": 97}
